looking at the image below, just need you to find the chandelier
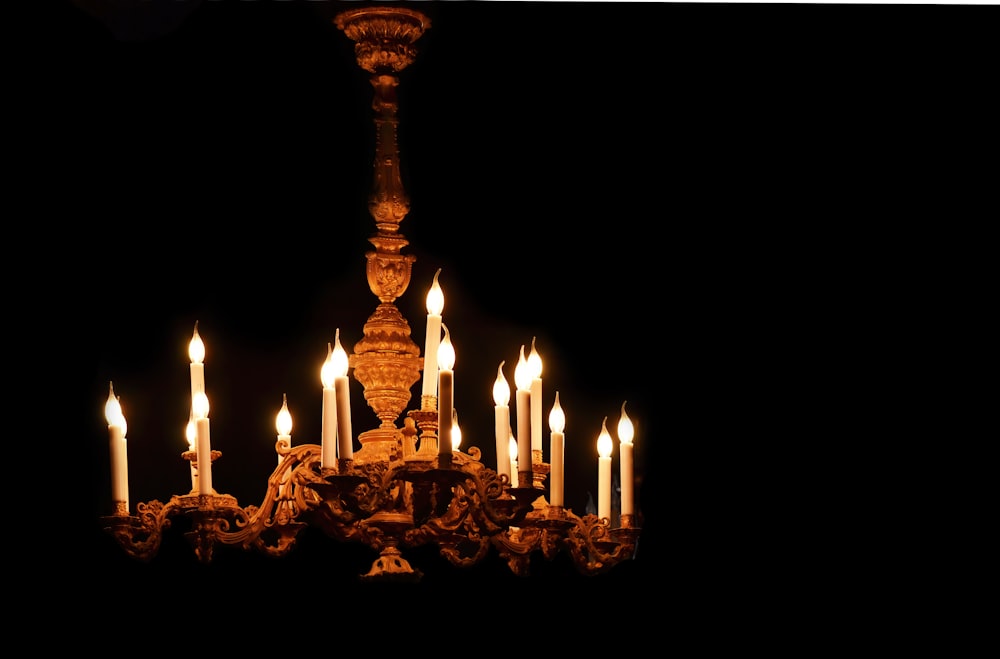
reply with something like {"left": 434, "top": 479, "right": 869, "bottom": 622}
{"left": 99, "top": 5, "right": 642, "bottom": 582}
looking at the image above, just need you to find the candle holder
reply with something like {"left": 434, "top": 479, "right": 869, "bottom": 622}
{"left": 100, "top": 5, "right": 641, "bottom": 581}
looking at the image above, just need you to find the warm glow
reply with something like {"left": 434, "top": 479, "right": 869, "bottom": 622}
{"left": 321, "top": 342, "right": 335, "bottom": 389}
{"left": 331, "top": 328, "right": 349, "bottom": 378}
{"left": 185, "top": 414, "right": 195, "bottom": 450}
{"left": 437, "top": 324, "right": 455, "bottom": 371}
{"left": 527, "top": 336, "right": 542, "bottom": 380}
{"left": 193, "top": 391, "right": 210, "bottom": 419}
{"left": 188, "top": 322, "right": 205, "bottom": 364}
{"left": 508, "top": 435, "right": 518, "bottom": 466}
{"left": 514, "top": 345, "right": 530, "bottom": 392}
{"left": 276, "top": 394, "right": 293, "bottom": 436}
{"left": 451, "top": 409, "right": 461, "bottom": 451}
{"left": 492, "top": 361, "right": 510, "bottom": 407}
{"left": 617, "top": 401, "right": 634, "bottom": 445}
{"left": 426, "top": 268, "right": 444, "bottom": 316}
{"left": 549, "top": 391, "right": 565, "bottom": 434}
{"left": 597, "top": 417, "right": 613, "bottom": 459}
{"left": 104, "top": 382, "right": 123, "bottom": 427}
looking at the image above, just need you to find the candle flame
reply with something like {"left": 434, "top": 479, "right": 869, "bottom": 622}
{"left": 104, "top": 382, "right": 127, "bottom": 438}
{"left": 437, "top": 324, "right": 455, "bottom": 371}
{"left": 451, "top": 409, "right": 461, "bottom": 451}
{"left": 331, "top": 328, "right": 349, "bottom": 378}
{"left": 492, "top": 361, "right": 510, "bottom": 407}
{"left": 548, "top": 391, "right": 565, "bottom": 434}
{"left": 527, "top": 336, "right": 542, "bottom": 379}
{"left": 276, "top": 393, "right": 293, "bottom": 436}
{"left": 426, "top": 268, "right": 444, "bottom": 316}
{"left": 597, "top": 417, "right": 613, "bottom": 458}
{"left": 514, "top": 345, "right": 530, "bottom": 392}
{"left": 185, "top": 414, "right": 196, "bottom": 450}
{"left": 193, "top": 391, "right": 210, "bottom": 419}
{"left": 188, "top": 321, "right": 205, "bottom": 364}
{"left": 617, "top": 401, "right": 634, "bottom": 445}
{"left": 321, "top": 342, "right": 335, "bottom": 388}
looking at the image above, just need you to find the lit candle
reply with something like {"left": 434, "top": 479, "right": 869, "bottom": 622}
{"left": 421, "top": 268, "right": 444, "bottom": 399}
{"left": 104, "top": 382, "right": 129, "bottom": 513}
{"left": 437, "top": 324, "right": 455, "bottom": 461}
{"left": 188, "top": 322, "right": 205, "bottom": 401}
{"left": 188, "top": 323, "right": 206, "bottom": 492}
{"left": 320, "top": 342, "right": 338, "bottom": 469}
{"left": 528, "top": 337, "right": 543, "bottom": 455}
{"left": 617, "top": 401, "right": 635, "bottom": 517}
{"left": 193, "top": 390, "right": 213, "bottom": 495}
{"left": 331, "top": 329, "right": 353, "bottom": 462}
{"left": 276, "top": 395, "right": 292, "bottom": 491}
{"left": 185, "top": 413, "right": 198, "bottom": 492}
{"left": 597, "top": 417, "right": 613, "bottom": 522}
{"left": 508, "top": 434, "right": 519, "bottom": 488}
{"left": 514, "top": 345, "right": 532, "bottom": 485}
{"left": 492, "top": 361, "right": 511, "bottom": 480}
{"left": 276, "top": 393, "right": 293, "bottom": 460}
{"left": 548, "top": 391, "right": 565, "bottom": 508}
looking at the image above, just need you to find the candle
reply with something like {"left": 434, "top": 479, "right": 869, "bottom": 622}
{"left": 104, "top": 382, "right": 129, "bottom": 513}
{"left": 188, "top": 323, "right": 207, "bottom": 493}
{"left": 514, "top": 345, "right": 532, "bottom": 485}
{"left": 421, "top": 268, "right": 444, "bottom": 399}
{"left": 276, "top": 393, "right": 293, "bottom": 457}
{"left": 276, "top": 395, "right": 293, "bottom": 492}
{"left": 188, "top": 322, "right": 205, "bottom": 401}
{"left": 597, "top": 417, "right": 613, "bottom": 522}
{"left": 437, "top": 323, "right": 455, "bottom": 460}
{"left": 492, "top": 361, "right": 511, "bottom": 479}
{"left": 320, "top": 342, "right": 338, "bottom": 469}
{"left": 193, "top": 390, "right": 213, "bottom": 495}
{"left": 528, "top": 337, "right": 543, "bottom": 454}
{"left": 331, "top": 329, "right": 353, "bottom": 462}
{"left": 185, "top": 413, "right": 198, "bottom": 492}
{"left": 548, "top": 391, "right": 565, "bottom": 507}
{"left": 508, "top": 434, "right": 519, "bottom": 488}
{"left": 617, "top": 401, "right": 635, "bottom": 517}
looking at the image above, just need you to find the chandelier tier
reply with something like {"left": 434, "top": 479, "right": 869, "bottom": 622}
{"left": 100, "top": 5, "right": 641, "bottom": 582}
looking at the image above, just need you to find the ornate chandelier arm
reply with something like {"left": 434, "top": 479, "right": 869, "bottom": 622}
{"left": 212, "top": 443, "right": 323, "bottom": 556}
{"left": 491, "top": 527, "right": 543, "bottom": 577}
{"left": 558, "top": 513, "right": 637, "bottom": 576}
{"left": 102, "top": 497, "right": 182, "bottom": 562}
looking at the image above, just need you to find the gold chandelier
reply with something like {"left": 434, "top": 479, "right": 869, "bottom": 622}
{"left": 99, "top": 5, "right": 641, "bottom": 582}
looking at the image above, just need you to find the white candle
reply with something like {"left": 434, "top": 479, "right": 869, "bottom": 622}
{"left": 437, "top": 324, "right": 455, "bottom": 460}
{"left": 276, "top": 395, "right": 293, "bottom": 491}
{"left": 193, "top": 390, "right": 213, "bottom": 495}
{"left": 492, "top": 361, "right": 511, "bottom": 479}
{"left": 104, "top": 382, "right": 129, "bottom": 513}
{"left": 597, "top": 417, "right": 613, "bottom": 522}
{"left": 332, "top": 329, "right": 353, "bottom": 462}
{"left": 421, "top": 268, "right": 444, "bottom": 398}
{"left": 508, "top": 434, "right": 519, "bottom": 488}
{"left": 320, "top": 342, "right": 338, "bottom": 469}
{"left": 617, "top": 401, "right": 635, "bottom": 517}
{"left": 188, "top": 322, "right": 205, "bottom": 401}
{"left": 514, "top": 345, "right": 532, "bottom": 484}
{"left": 528, "top": 337, "right": 543, "bottom": 454}
{"left": 276, "top": 393, "right": 293, "bottom": 458}
{"left": 548, "top": 391, "right": 565, "bottom": 508}
{"left": 185, "top": 413, "right": 198, "bottom": 492}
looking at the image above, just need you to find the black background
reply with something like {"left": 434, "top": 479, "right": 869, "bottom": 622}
{"left": 26, "top": 0, "right": 996, "bottom": 643}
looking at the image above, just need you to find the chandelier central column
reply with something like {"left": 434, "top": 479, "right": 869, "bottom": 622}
{"left": 335, "top": 7, "right": 432, "bottom": 463}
